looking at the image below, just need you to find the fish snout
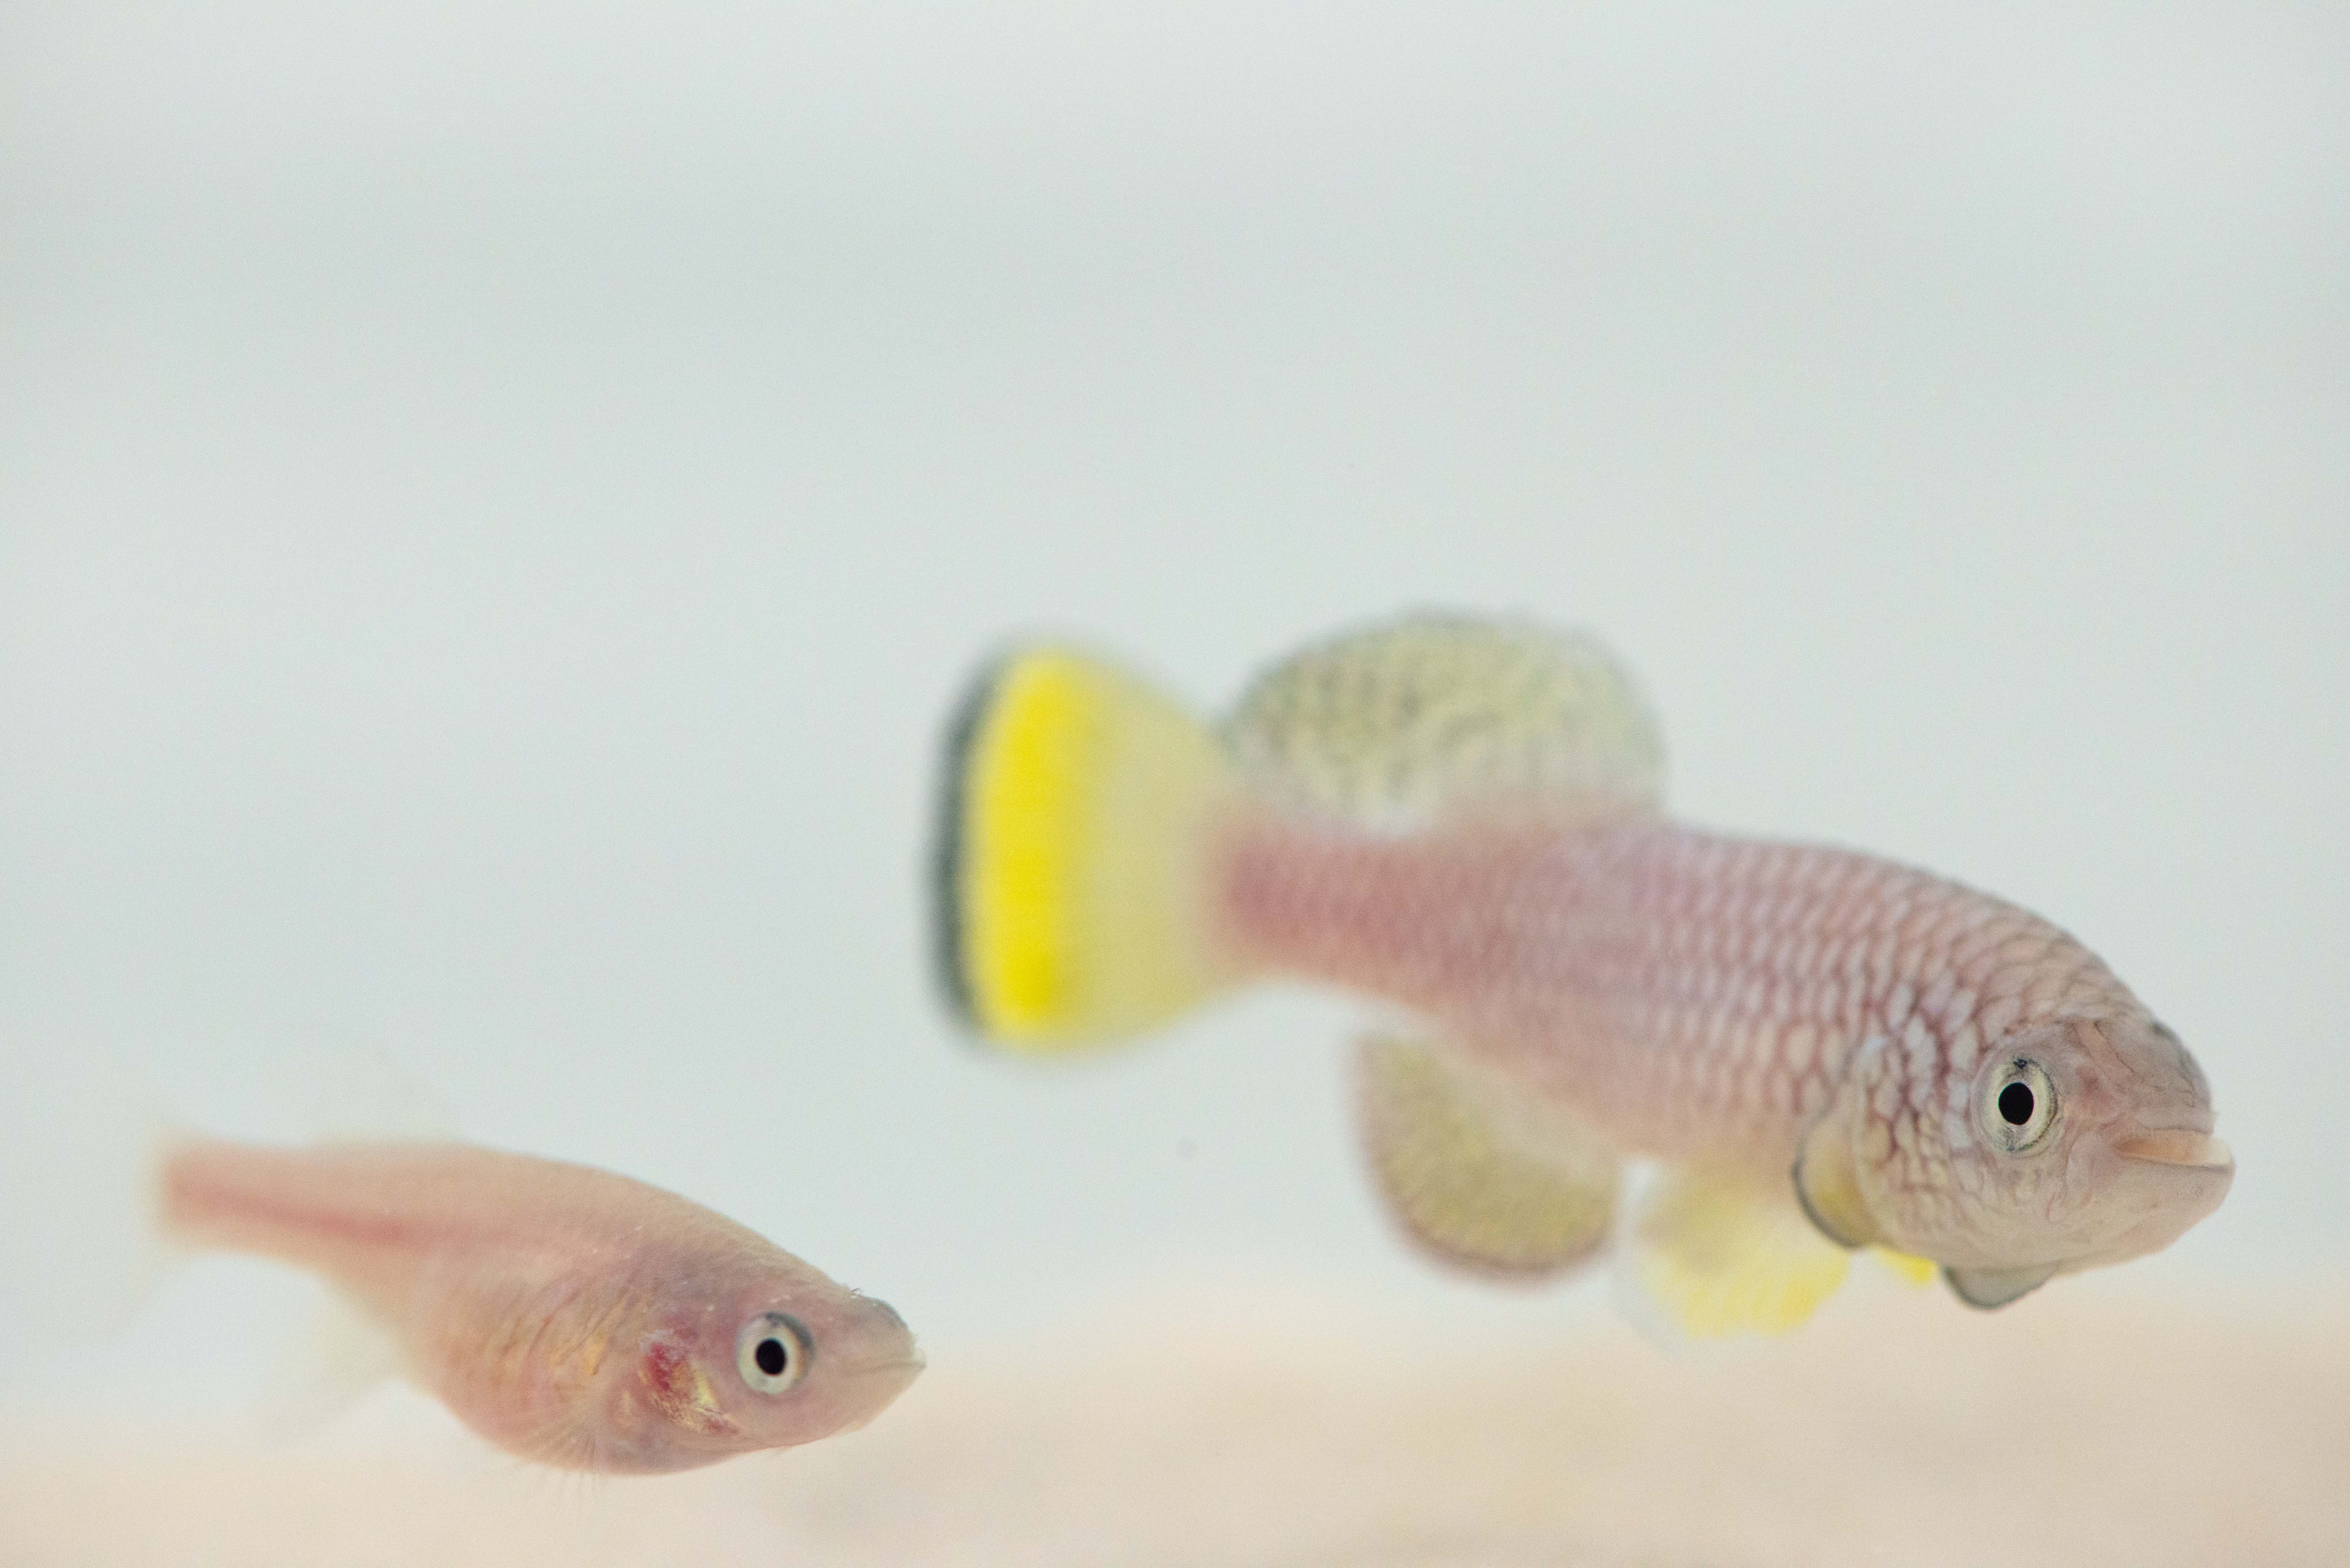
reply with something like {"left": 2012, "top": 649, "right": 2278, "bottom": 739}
{"left": 828, "top": 1305, "right": 925, "bottom": 1435}
{"left": 838, "top": 1293, "right": 924, "bottom": 1385}
{"left": 861, "top": 1293, "right": 911, "bottom": 1338}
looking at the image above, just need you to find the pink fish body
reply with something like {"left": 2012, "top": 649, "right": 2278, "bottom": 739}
{"left": 937, "top": 615, "right": 2232, "bottom": 1331}
{"left": 159, "top": 1135, "right": 920, "bottom": 1472}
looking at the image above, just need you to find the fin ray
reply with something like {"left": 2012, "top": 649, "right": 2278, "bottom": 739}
{"left": 0, "top": 1044, "right": 175, "bottom": 1340}
{"left": 1872, "top": 1248, "right": 1939, "bottom": 1287}
{"left": 1622, "top": 1167, "right": 1853, "bottom": 1340}
{"left": 260, "top": 1286, "right": 406, "bottom": 1438}
{"left": 1356, "top": 1034, "right": 1619, "bottom": 1278}
{"left": 1224, "top": 615, "right": 1663, "bottom": 829}
{"left": 937, "top": 647, "right": 1234, "bottom": 1049}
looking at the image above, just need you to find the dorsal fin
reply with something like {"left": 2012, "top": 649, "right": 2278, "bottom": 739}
{"left": 1222, "top": 614, "right": 1663, "bottom": 830}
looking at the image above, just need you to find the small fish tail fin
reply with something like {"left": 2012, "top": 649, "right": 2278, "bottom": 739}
{"left": 234, "top": 1040, "right": 453, "bottom": 1432}
{"left": 0, "top": 1042, "right": 178, "bottom": 1342}
{"left": 935, "top": 645, "right": 1240, "bottom": 1052}
{"left": 3, "top": 1037, "right": 440, "bottom": 1421}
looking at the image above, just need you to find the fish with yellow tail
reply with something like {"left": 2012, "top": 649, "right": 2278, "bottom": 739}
{"left": 932, "top": 615, "right": 2233, "bottom": 1335}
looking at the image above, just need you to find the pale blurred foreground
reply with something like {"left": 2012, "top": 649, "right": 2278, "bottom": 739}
{"left": 3, "top": 1278, "right": 2341, "bottom": 1568}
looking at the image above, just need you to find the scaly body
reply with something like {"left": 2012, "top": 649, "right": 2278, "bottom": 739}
{"left": 1221, "top": 817, "right": 2129, "bottom": 1177}
{"left": 936, "top": 615, "right": 2232, "bottom": 1333}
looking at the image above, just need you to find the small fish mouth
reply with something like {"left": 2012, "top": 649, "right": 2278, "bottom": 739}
{"left": 2117, "top": 1130, "right": 2234, "bottom": 1171}
{"left": 827, "top": 1357, "right": 925, "bottom": 1436}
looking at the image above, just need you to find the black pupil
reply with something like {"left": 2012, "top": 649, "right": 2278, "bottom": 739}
{"left": 754, "top": 1337, "right": 789, "bottom": 1378}
{"left": 1998, "top": 1081, "right": 2036, "bottom": 1127}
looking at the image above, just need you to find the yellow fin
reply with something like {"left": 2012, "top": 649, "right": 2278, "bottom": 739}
{"left": 1356, "top": 1035, "right": 1619, "bottom": 1278}
{"left": 1622, "top": 1169, "right": 1852, "bottom": 1339}
{"left": 1871, "top": 1247, "right": 1938, "bottom": 1287}
{"left": 937, "top": 647, "right": 1233, "bottom": 1050}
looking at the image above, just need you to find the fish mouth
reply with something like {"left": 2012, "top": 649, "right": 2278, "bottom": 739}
{"left": 828, "top": 1357, "right": 926, "bottom": 1435}
{"left": 2116, "top": 1130, "right": 2234, "bottom": 1171}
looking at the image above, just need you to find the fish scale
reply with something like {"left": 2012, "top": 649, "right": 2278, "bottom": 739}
{"left": 1219, "top": 816, "right": 2121, "bottom": 1181}
{"left": 938, "top": 614, "right": 2232, "bottom": 1331}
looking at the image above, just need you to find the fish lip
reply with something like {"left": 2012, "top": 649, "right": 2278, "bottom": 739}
{"left": 2116, "top": 1130, "right": 2234, "bottom": 1171}
{"left": 825, "top": 1357, "right": 926, "bottom": 1436}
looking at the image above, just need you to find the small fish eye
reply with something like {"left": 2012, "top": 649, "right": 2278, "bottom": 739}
{"left": 735, "top": 1312, "right": 812, "bottom": 1395}
{"left": 1979, "top": 1058, "right": 2057, "bottom": 1154}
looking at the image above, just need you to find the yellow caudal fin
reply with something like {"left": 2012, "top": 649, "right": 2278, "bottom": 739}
{"left": 934, "top": 647, "right": 1236, "bottom": 1052}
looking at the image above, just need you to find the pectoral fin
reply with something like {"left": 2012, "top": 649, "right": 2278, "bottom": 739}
{"left": 1623, "top": 1168, "right": 1853, "bottom": 1339}
{"left": 1944, "top": 1264, "right": 2057, "bottom": 1310}
{"left": 1355, "top": 1035, "right": 1619, "bottom": 1278}
{"left": 1791, "top": 1038, "right": 1886, "bottom": 1250}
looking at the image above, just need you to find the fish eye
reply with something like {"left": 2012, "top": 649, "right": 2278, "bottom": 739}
{"left": 735, "top": 1312, "right": 812, "bottom": 1395}
{"left": 1979, "top": 1058, "right": 2057, "bottom": 1154}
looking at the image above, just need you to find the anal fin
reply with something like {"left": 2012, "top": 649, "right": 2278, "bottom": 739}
{"left": 260, "top": 1286, "right": 405, "bottom": 1439}
{"left": 1622, "top": 1167, "right": 1853, "bottom": 1339}
{"left": 1355, "top": 1035, "right": 1619, "bottom": 1279}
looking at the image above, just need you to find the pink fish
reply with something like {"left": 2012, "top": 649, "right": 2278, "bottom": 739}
{"left": 153, "top": 1135, "right": 921, "bottom": 1472}
{"left": 0, "top": 1068, "right": 924, "bottom": 1475}
{"left": 934, "top": 615, "right": 2232, "bottom": 1334}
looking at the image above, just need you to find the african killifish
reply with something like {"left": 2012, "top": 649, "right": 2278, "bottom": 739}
{"left": 12, "top": 1079, "right": 923, "bottom": 1473}
{"left": 931, "top": 615, "right": 2233, "bottom": 1335}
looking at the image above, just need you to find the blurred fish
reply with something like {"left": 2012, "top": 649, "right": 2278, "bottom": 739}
{"left": 169, "top": 1138, "right": 921, "bottom": 1471}
{"left": 6, "top": 1064, "right": 921, "bottom": 1473}
{"left": 932, "top": 614, "right": 2232, "bottom": 1336}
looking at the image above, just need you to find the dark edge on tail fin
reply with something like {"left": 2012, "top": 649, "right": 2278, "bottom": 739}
{"left": 929, "top": 653, "right": 1008, "bottom": 1031}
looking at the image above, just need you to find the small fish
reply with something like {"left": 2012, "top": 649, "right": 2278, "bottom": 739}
{"left": 155, "top": 1136, "right": 923, "bottom": 1471}
{"left": 932, "top": 615, "right": 2232, "bottom": 1336}
{"left": 2, "top": 1063, "right": 924, "bottom": 1474}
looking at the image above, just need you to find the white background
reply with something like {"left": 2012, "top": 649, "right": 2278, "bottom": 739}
{"left": 4, "top": 4, "right": 2343, "bottom": 1412}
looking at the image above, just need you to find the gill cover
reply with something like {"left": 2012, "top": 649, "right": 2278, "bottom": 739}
{"left": 1793, "top": 1035, "right": 2049, "bottom": 1310}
